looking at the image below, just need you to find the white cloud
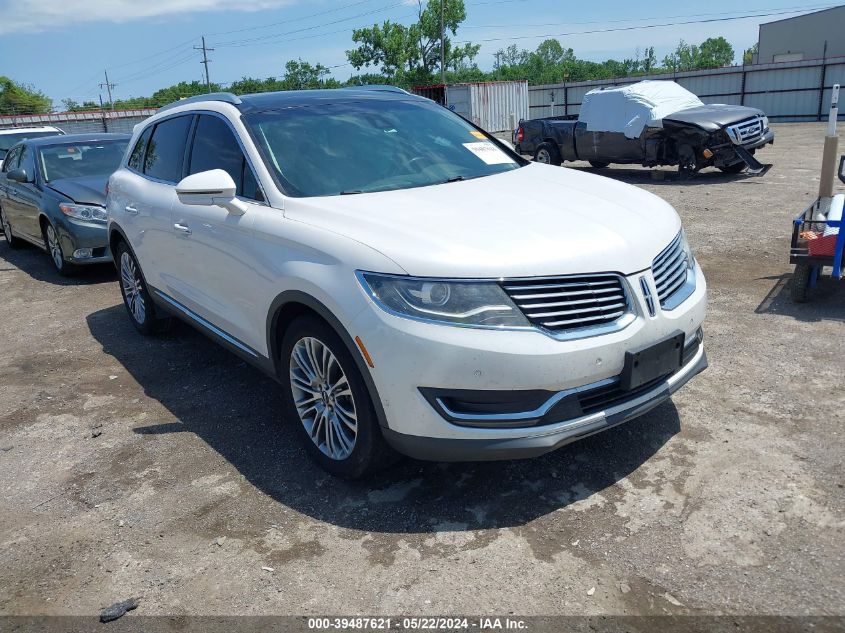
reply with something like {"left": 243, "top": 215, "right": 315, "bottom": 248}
{"left": 0, "top": 0, "right": 301, "bottom": 35}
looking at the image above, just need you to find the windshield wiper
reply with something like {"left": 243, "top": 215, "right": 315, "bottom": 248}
{"left": 443, "top": 175, "right": 465, "bottom": 183}
{"left": 339, "top": 190, "right": 364, "bottom": 195}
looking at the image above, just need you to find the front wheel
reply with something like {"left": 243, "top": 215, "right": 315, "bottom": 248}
{"left": 44, "top": 222, "right": 76, "bottom": 276}
{"left": 0, "top": 206, "right": 23, "bottom": 249}
{"left": 281, "top": 315, "right": 395, "bottom": 478}
{"left": 534, "top": 142, "right": 561, "bottom": 166}
{"left": 589, "top": 160, "right": 610, "bottom": 169}
{"left": 790, "top": 262, "right": 813, "bottom": 303}
{"left": 116, "top": 241, "right": 172, "bottom": 335}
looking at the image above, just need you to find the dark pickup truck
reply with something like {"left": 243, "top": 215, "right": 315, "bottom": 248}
{"left": 514, "top": 80, "right": 775, "bottom": 175}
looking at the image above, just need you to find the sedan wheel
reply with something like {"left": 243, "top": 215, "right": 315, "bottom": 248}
{"left": 46, "top": 224, "right": 64, "bottom": 269}
{"left": 120, "top": 251, "right": 146, "bottom": 325}
{"left": 289, "top": 336, "right": 358, "bottom": 461}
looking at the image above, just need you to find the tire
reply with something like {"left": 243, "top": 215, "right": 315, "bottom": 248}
{"left": 790, "top": 262, "right": 812, "bottom": 303}
{"left": 534, "top": 142, "right": 562, "bottom": 166}
{"left": 116, "top": 241, "right": 172, "bottom": 335}
{"left": 280, "top": 315, "right": 395, "bottom": 479}
{"left": 0, "top": 206, "right": 23, "bottom": 249}
{"left": 718, "top": 162, "right": 746, "bottom": 174}
{"left": 43, "top": 221, "right": 77, "bottom": 276}
{"left": 589, "top": 160, "right": 610, "bottom": 169}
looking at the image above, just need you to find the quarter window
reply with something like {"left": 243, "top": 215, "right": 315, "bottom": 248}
{"left": 2, "top": 146, "right": 21, "bottom": 172}
{"left": 128, "top": 126, "right": 152, "bottom": 172}
{"left": 19, "top": 146, "right": 36, "bottom": 180}
{"left": 144, "top": 115, "right": 192, "bottom": 183}
{"left": 188, "top": 115, "right": 262, "bottom": 200}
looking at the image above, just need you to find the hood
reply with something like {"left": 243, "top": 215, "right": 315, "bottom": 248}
{"left": 662, "top": 104, "right": 764, "bottom": 132}
{"left": 283, "top": 164, "right": 681, "bottom": 278}
{"left": 46, "top": 175, "right": 108, "bottom": 206}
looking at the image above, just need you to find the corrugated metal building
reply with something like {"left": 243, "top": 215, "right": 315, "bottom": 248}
{"left": 0, "top": 108, "right": 156, "bottom": 134}
{"left": 757, "top": 5, "right": 845, "bottom": 64}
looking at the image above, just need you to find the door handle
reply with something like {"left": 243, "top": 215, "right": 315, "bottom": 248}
{"left": 125, "top": 205, "right": 139, "bottom": 215}
{"left": 173, "top": 222, "right": 192, "bottom": 235}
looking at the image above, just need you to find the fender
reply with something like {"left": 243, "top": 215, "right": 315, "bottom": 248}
{"left": 266, "top": 290, "right": 390, "bottom": 430}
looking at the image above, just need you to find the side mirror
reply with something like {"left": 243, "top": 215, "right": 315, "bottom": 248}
{"left": 176, "top": 169, "right": 248, "bottom": 215}
{"left": 7, "top": 168, "right": 30, "bottom": 183}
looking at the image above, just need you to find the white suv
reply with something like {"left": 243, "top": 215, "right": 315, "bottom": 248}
{"left": 106, "top": 89, "right": 707, "bottom": 478}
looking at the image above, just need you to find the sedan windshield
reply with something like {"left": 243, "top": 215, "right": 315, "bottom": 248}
{"left": 38, "top": 140, "right": 128, "bottom": 182}
{"left": 244, "top": 99, "right": 522, "bottom": 197}
{"left": 0, "top": 131, "right": 62, "bottom": 159}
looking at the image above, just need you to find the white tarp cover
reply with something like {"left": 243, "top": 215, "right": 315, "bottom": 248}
{"left": 579, "top": 80, "right": 704, "bottom": 139}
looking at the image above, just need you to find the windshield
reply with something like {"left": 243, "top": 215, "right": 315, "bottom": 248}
{"left": 0, "top": 131, "right": 62, "bottom": 159}
{"left": 244, "top": 99, "right": 522, "bottom": 197}
{"left": 39, "top": 140, "right": 128, "bottom": 182}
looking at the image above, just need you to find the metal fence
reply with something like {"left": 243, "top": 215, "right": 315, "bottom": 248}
{"left": 527, "top": 56, "right": 845, "bottom": 122}
{"left": 0, "top": 108, "right": 156, "bottom": 134}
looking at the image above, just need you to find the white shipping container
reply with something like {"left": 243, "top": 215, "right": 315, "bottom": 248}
{"left": 446, "top": 81, "right": 529, "bottom": 133}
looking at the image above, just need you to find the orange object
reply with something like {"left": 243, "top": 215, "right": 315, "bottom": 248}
{"left": 355, "top": 336, "right": 375, "bottom": 368}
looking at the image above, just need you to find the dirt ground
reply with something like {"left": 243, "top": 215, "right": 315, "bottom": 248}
{"left": 0, "top": 123, "right": 843, "bottom": 619}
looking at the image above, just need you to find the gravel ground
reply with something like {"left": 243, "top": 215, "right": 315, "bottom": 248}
{"left": 0, "top": 123, "right": 842, "bottom": 618}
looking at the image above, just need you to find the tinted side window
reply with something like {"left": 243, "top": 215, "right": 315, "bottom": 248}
{"left": 3, "top": 146, "right": 21, "bottom": 172}
{"left": 19, "top": 146, "right": 36, "bottom": 179}
{"left": 128, "top": 127, "right": 152, "bottom": 172}
{"left": 144, "top": 115, "right": 192, "bottom": 183}
{"left": 189, "top": 115, "right": 261, "bottom": 200}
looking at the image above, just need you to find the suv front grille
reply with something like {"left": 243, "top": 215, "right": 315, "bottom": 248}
{"left": 726, "top": 116, "right": 763, "bottom": 144}
{"left": 501, "top": 274, "right": 630, "bottom": 334}
{"left": 652, "top": 233, "right": 689, "bottom": 307}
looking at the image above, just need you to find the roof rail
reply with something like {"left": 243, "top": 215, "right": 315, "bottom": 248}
{"left": 157, "top": 92, "right": 242, "bottom": 113}
{"left": 343, "top": 85, "right": 411, "bottom": 95}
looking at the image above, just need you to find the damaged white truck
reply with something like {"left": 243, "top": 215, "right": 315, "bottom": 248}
{"left": 515, "top": 80, "right": 774, "bottom": 175}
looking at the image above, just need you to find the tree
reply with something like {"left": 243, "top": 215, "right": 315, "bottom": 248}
{"left": 698, "top": 37, "right": 735, "bottom": 68}
{"left": 0, "top": 77, "right": 51, "bottom": 115}
{"left": 641, "top": 46, "right": 657, "bottom": 73}
{"left": 61, "top": 98, "right": 101, "bottom": 112}
{"left": 743, "top": 42, "right": 759, "bottom": 65}
{"left": 347, "top": 0, "right": 478, "bottom": 83}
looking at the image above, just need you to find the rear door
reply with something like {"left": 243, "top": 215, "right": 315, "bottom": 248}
{"left": 168, "top": 113, "right": 264, "bottom": 351}
{"left": 114, "top": 115, "right": 193, "bottom": 293}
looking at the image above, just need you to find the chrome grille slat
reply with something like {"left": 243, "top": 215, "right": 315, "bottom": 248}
{"left": 524, "top": 301, "right": 627, "bottom": 319}
{"left": 727, "top": 116, "right": 764, "bottom": 144}
{"left": 509, "top": 286, "right": 623, "bottom": 300}
{"left": 652, "top": 232, "right": 689, "bottom": 307}
{"left": 501, "top": 274, "right": 631, "bottom": 334}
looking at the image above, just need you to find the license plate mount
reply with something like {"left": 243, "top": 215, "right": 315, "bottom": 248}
{"left": 621, "top": 331, "right": 685, "bottom": 391}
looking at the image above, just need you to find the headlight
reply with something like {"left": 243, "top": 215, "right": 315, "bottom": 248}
{"left": 357, "top": 272, "right": 529, "bottom": 328}
{"left": 59, "top": 203, "right": 107, "bottom": 223}
{"left": 680, "top": 229, "right": 695, "bottom": 269}
{"left": 762, "top": 115, "right": 769, "bottom": 130}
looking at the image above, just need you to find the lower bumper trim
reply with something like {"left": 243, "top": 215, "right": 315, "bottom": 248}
{"left": 384, "top": 346, "right": 708, "bottom": 462}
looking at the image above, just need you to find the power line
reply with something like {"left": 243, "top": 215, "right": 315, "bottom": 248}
{"left": 456, "top": 7, "right": 840, "bottom": 44}
{"left": 208, "top": 0, "right": 378, "bottom": 37}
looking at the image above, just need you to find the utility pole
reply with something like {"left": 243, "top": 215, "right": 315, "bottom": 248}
{"left": 440, "top": 0, "right": 445, "bottom": 85}
{"left": 195, "top": 36, "right": 214, "bottom": 92}
{"left": 99, "top": 70, "right": 115, "bottom": 110}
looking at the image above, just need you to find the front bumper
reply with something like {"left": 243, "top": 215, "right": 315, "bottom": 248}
{"left": 54, "top": 216, "right": 111, "bottom": 264}
{"left": 385, "top": 341, "right": 707, "bottom": 461}
{"left": 351, "top": 261, "right": 707, "bottom": 460}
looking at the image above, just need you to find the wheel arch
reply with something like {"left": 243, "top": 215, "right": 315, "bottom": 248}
{"left": 266, "top": 290, "right": 390, "bottom": 430}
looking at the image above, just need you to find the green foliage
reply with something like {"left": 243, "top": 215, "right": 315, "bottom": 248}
{"left": 663, "top": 37, "right": 735, "bottom": 71}
{"left": 61, "top": 98, "right": 101, "bottom": 112}
{"left": 743, "top": 42, "right": 759, "bottom": 65}
{"left": 347, "top": 0, "right": 479, "bottom": 84}
{"left": 0, "top": 76, "right": 52, "bottom": 115}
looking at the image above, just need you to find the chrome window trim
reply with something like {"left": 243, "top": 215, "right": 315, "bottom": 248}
{"left": 355, "top": 270, "right": 637, "bottom": 341}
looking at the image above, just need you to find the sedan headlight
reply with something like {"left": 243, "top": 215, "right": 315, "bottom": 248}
{"left": 357, "top": 272, "right": 529, "bottom": 328}
{"left": 59, "top": 203, "right": 107, "bottom": 223}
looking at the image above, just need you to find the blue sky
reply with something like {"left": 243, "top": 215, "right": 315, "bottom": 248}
{"left": 0, "top": 0, "right": 832, "bottom": 107}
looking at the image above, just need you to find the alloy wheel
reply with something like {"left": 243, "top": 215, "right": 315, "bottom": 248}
{"left": 46, "top": 225, "right": 63, "bottom": 269}
{"left": 1, "top": 209, "right": 10, "bottom": 238}
{"left": 536, "top": 148, "right": 551, "bottom": 164}
{"left": 120, "top": 251, "right": 146, "bottom": 324}
{"left": 289, "top": 336, "right": 358, "bottom": 460}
